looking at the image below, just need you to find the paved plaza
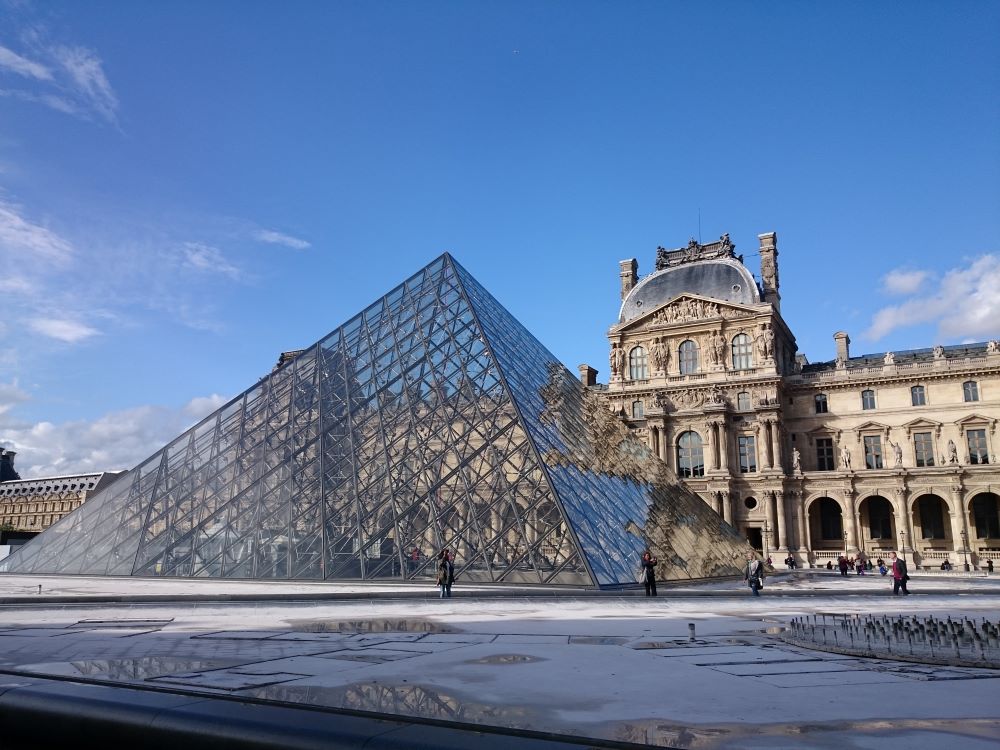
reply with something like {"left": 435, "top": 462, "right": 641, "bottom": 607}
{"left": 0, "top": 571, "right": 997, "bottom": 749}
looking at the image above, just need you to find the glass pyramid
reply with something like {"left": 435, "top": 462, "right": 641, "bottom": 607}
{"left": 1, "top": 254, "right": 751, "bottom": 586}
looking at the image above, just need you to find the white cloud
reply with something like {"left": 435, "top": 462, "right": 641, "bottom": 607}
{"left": 28, "top": 317, "right": 100, "bottom": 343}
{"left": 881, "top": 269, "right": 929, "bottom": 296}
{"left": 52, "top": 45, "right": 118, "bottom": 124}
{"left": 0, "top": 394, "right": 232, "bottom": 477}
{"left": 183, "top": 393, "right": 229, "bottom": 419}
{"left": 255, "top": 229, "right": 311, "bottom": 250}
{"left": 864, "top": 254, "right": 1000, "bottom": 341}
{"left": 0, "top": 200, "right": 74, "bottom": 265}
{"left": 0, "top": 379, "right": 30, "bottom": 416}
{"left": 180, "top": 242, "right": 242, "bottom": 280}
{"left": 0, "top": 276, "right": 34, "bottom": 294}
{"left": 0, "top": 44, "right": 52, "bottom": 80}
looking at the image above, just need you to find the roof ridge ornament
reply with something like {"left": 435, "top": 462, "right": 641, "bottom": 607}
{"left": 654, "top": 233, "right": 737, "bottom": 271}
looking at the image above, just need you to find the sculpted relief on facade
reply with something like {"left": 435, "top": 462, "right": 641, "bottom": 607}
{"left": 646, "top": 297, "right": 752, "bottom": 327}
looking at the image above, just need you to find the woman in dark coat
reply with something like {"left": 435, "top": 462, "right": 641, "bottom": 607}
{"left": 640, "top": 550, "right": 658, "bottom": 597}
{"left": 436, "top": 549, "right": 454, "bottom": 598}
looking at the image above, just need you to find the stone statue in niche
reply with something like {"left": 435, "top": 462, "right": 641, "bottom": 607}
{"left": 887, "top": 439, "right": 903, "bottom": 467}
{"left": 792, "top": 448, "right": 801, "bottom": 472}
{"left": 760, "top": 323, "right": 775, "bottom": 359}
{"left": 610, "top": 345, "right": 624, "bottom": 378}
{"left": 651, "top": 338, "right": 669, "bottom": 372}
{"left": 947, "top": 439, "right": 959, "bottom": 464}
{"left": 883, "top": 351, "right": 895, "bottom": 365}
{"left": 841, "top": 445, "right": 852, "bottom": 470}
{"left": 709, "top": 331, "right": 726, "bottom": 366}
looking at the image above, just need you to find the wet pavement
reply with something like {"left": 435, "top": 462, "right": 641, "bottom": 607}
{"left": 0, "top": 573, "right": 998, "bottom": 748}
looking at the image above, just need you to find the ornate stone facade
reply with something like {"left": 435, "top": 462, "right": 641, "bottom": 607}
{"left": 595, "top": 232, "right": 1000, "bottom": 570}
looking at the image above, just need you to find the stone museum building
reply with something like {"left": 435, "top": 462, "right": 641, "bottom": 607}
{"left": 594, "top": 232, "right": 1000, "bottom": 570}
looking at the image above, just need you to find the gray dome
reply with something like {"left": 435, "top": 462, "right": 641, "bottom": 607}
{"left": 619, "top": 258, "right": 760, "bottom": 323}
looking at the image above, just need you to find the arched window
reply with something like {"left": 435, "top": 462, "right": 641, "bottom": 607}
{"left": 814, "top": 393, "right": 828, "bottom": 413}
{"left": 677, "top": 431, "right": 704, "bottom": 477}
{"left": 628, "top": 346, "right": 649, "bottom": 380}
{"left": 731, "top": 333, "right": 753, "bottom": 370}
{"left": 911, "top": 385, "right": 926, "bottom": 406}
{"left": 861, "top": 389, "right": 876, "bottom": 410}
{"left": 964, "top": 381, "right": 980, "bottom": 402}
{"left": 736, "top": 391, "right": 751, "bottom": 411}
{"left": 679, "top": 340, "right": 699, "bottom": 375}
{"left": 631, "top": 400, "right": 644, "bottom": 419}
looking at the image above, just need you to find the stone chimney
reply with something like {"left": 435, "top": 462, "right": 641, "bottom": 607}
{"left": 834, "top": 331, "right": 851, "bottom": 363}
{"left": 0, "top": 449, "right": 19, "bottom": 482}
{"left": 619, "top": 258, "right": 638, "bottom": 301}
{"left": 578, "top": 364, "right": 598, "bottom": 387}
{"left": 757, "top": 233, "right": 780, "bottom": 311}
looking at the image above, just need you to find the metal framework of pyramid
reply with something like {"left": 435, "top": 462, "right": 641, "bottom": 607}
{"left": 1, "top": 254, "right": 751, "bottom": 586}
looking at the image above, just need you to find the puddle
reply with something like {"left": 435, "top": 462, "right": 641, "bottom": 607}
{"left": 467, "top": 654, "right": 545, "bottom": 665}
{"left": 761, "top": 626, "right": 786, "bottom": 635}
{"left": 285, "top": 618, "right": 458, "bottom": 634}
{"left": 568, "top": 636, "right": 631, "bottom": 646}
{"left": 19, "top": 657, "right": 244, "bottom": 681}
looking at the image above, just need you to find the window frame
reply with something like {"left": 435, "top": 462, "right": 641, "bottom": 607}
{"left": 861, "top": 389, "right": 876, "bottom": 410}
{"left": 967, "top": 428, "right": 989, "bottom": 465}
{"left": 631, "top": 400, "right": 644, "bottom": 420}
{"left": 628, "top": 346, "right": 649, "bottom": 380}
{"left": 963, "top": 381, "right": 980, "bottom": 402}
{"left": 910, "top": 385, "right": 926, "bottom": 406}
{"left": 913, "top": 431, "right": 935, "bottom": 467}
{"left": 815, "top": 437, "right": 835, "bottom": 471}
{"left": 731, "top": 333, "right": 753, "bottom": 371}
{"left": 814, "top": 393, "right": 829, "bottom": 414}
{"left": 678, "top": 340, "right": 699, "bottom": 375}
{"left": 863, "top": 434, "right": 884, "bottom": 469}
{"left": 737, "top": 435, "right": 757, "bottom": 474}
{"left": 736, "top": 391, "right": 751, "bottom": 412}
{"left": 677, "top": 430, "right": 705, "bottom": 478}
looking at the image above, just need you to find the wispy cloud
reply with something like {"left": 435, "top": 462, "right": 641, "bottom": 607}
{"left": 0, "top": 393, "right": 230, "bottom": 477}
{"left": 0, "top": 200, "right": 74, "bottom": 265}
{"left": 0, "top": 27, "right": 118, "bottom": 124}
{"left": 0, "top": 379, "right": 30, "bottom": 416}
{"left": 28, "top": 317, "right": 100, "bottom": 343}
{"left": 864, "top": 254, "right": 1000, "bottom": 341}
{"left": 881, "top": 269, "right": 929, "bottom": 296}
{"left": 255, "top": 229, "right": 311, "bottom": 250}
{"left": 180, "top": 242, "right": 242, "bottom": 280}
{"left": 0, "top": 276, "right": 35, "bottom": 295}
{"left": 0, "top": 44, "right": 52, "bottom": 81}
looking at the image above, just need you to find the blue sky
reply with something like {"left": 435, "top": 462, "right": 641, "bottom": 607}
{"left": 1, "top": 1, "right": 998, "bottom": 477}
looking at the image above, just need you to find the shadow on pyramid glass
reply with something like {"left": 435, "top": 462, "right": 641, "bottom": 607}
{"left": 1, "top": 254, "right": 751, "bottom": 586}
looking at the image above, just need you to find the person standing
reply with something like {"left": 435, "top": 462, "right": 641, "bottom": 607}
{"left": 890, "top": 551, "right": 909, "bottom": 595}
{"left": 640, "top": 551, "right": 658, "bottom": 597}
{"left": 744, "top": 554, "right": 765, "bottom": 596}
{"left": 437, "top": 549, "right": 454, "bottom": 598}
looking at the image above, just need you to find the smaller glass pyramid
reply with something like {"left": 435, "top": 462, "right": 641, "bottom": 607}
{"left": 1, "top": 254, "right": 751, "bottom": 585}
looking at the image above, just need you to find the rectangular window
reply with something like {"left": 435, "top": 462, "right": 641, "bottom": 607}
{"left": 815, "top": 438, "right": 835, "bottom": 471}
{"left": 864, "top": 435, "right": 883, "bottom": 469}
{"left": 738, "top": 436, "right": 757, "bottom": 473}
{"left": 913, "top": 432, "right": 935, "bottom": 467}
{"left": 814, "top": 394, "right": 828, "bottom": 414}
{"left": 861, "top": 390, "right": 876, "bottom": 410}
{"left": 964, "top": 381, "right": 979, "bottom": 402}
{"left": 967, "top": 429, "right": 989, "bottom": 464}
{"left": 631, "top": 400, "right": 644, "bottom": 419}
{"left": 911, "top": 385, "right": 926, "bottom": 406}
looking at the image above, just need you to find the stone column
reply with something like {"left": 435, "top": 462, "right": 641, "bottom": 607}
{"left": 764, "top": 491, "right": 777, "bottom": 556}
{"left": 651, "top": 427, "right": 660, "bottom": 461}
{"left": 721, "top": 490, "right": 732, "bottom": 525}
{"left": 776, "top": 490, "right": 789, "bottom": 553}
{"left": 795, "top": 492, "right": 807, "bottom": 553}
{"left": 845, "top": 491, "right": 860, "bottom": 554}
{"left": 718, "top": 422, "right": 730, "bottom": 472}
{"left": 948, "top": 485, "right": 969, "bottom": 560}
{"left": 706, "top": 422, "right": 718, "bottom": 471}
{"left": 770, "top": 421, "right": 782, "bottom": 473}
{"left": 761, "top": 422, "right": 774, "bottom": 469}
{"left": 801, "top": 494, "right": 813, "bottom": 561}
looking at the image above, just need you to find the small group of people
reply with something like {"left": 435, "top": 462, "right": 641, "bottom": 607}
{"left": 783, "top": 554, "right": 797, "bottom": 570}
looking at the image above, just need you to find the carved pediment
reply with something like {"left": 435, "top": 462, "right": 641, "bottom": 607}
{"left": 902, "top": 417, "right": 943, "bottom": 438}
{"left": 854, "top": 420, "right": 891, "bottom": 443}
{"left": 803, "top": 425, "right": 842, "bottom": 445}
{"left": 955, "top": 413, "right": 997, "bottom": 435}
{"left": 616, "top": 293, "right": 759, "bottom": 333}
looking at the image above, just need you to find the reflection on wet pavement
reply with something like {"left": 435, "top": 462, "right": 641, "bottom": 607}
{"left": 466, "top": 653, "right": 545, "bottom": 664}
{"left": 284, "top": 617, "right": 458, "bottom": 634}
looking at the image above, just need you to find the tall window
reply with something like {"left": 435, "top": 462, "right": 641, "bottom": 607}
{"left": 967, "top": 429, "right": 989, "bottom": 464}
{"left": 913, "top": 432, "right": 935, "bottom": 467}
{"left": 677, "top": 431, "right": 704, "bottom": 478}
{"left": 738, "top": 435, "right": 757, "bottom": 473}
{"left": 863, "top": 435, "right": 883, "bottom": 469}
{"left": 964, "top": 381, "right": 980, "bottom": 402}
{"left": 737, "top": 391, "right": 751, "bottom": 411}
{"left": 679, "top": 340, "right": 699, "bottom": 375}
{"left": 816, "top": 438, "right": 835, "bottom": 471}
{"left": 910, "top": 385, "right": 926, "bottom": 406}
{"left": 861, "top": 390, "right": 876, "bottom": 410}
{"left": 629, "top": 346, "right": 649, "bottom": 380}
{"left": 631, "top": 400, "right": 644, "bottom": 420}
{"left": 814, "top": 393, "right": 828, "bottom": 414}
{"left": 731, "top": 333, "right": 753, "bottom": 371}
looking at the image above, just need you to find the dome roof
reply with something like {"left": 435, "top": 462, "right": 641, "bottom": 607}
{"left": 619, "top": 258, "right": 760, "bottom": 323}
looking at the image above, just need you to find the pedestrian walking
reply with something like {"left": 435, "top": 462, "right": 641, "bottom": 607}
{"left": 744, "top": 554, "right": 765, "bottom": 596}
{"left": 988, "top": 559, "right": 994, "bottom": 574}
{"left": 640, "top": 550, "right": 658, "bottom": 596}
{"left": 889, "top": 551, "right": 909, "bottom": 596}
{"left": 437, "top": 549, "right": 455, "bottom": 598}
{"left": 838, "top": 556, "right": 849, "bottom": 576}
